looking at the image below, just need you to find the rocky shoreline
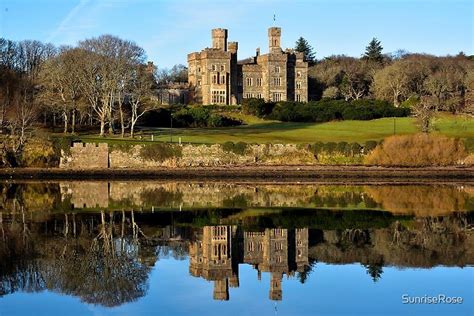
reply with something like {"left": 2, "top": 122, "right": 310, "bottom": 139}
{"left": 0, "top": 166, "right": 473, "bottom": 181}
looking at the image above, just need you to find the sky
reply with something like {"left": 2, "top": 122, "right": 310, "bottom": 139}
{"left": 0, "top": 0, "right": 472, "bottom": 69}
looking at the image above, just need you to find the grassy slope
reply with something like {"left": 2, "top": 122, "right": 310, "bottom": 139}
{"left": 78, "top": 113, "right": 473, "bottom": 146}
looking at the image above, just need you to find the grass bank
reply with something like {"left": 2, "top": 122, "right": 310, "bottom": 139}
{"left": 75, "top": 114, "right": 473, "bottom": 149}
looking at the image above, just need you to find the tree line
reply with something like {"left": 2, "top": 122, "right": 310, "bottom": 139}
{"left": 0, "top": 35, "right": 190, "bottom": 151}
{"left": 298, "top": 37, "right": 473, "bottom": 115}
{"left": 1, "top": 34, "right": 472, "bottom": 149}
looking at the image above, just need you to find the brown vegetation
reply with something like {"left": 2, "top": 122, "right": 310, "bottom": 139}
{"left": 365, "top": 134, "right": 468, "bottom": 166}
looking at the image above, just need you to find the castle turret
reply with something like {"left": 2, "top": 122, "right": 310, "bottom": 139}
{"left": 212, "top": 28, "right": 228, "bottom": 51}
{"left": 268, "top": 27, "right": 281, "bottom": 54}
{"left": 213, "top": 279, "right": 229, "bottom": 301}
{"left": 228, "top": 41, "right": 238, "bottom": 54}
{"left": 269, "top": 272, "right": 283, "bottom": 301}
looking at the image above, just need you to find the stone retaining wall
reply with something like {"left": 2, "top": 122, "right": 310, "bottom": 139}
{"left": 60, "top": 142, "right": 109, "bottom": 169}
{"left": 60, "top": 142, "right": 316, "bottom": 169}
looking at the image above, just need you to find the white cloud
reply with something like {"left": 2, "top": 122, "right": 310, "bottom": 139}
{"left": 46, "top": 0, "right": 127, "bottom": 44}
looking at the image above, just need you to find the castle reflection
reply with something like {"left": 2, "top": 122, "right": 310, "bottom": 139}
{"left": 0, "top": 181, "right": 473, "bottom": 307}
{"left": 189, "top": 226, "right": 309, "bottom": 301}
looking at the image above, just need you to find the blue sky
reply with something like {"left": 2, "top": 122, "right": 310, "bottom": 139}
{"left": 0, "top": 0, "right": 472, "bottom": 69}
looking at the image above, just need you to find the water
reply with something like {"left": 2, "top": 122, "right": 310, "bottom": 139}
{"left": 0, "top": 181, "right": 472, "bottom": 316}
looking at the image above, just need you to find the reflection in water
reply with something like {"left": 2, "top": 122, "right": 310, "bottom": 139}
{"left": 0, "top": 203, "right": 472, "bottom": 307}
{"left": 189, "top": 226, "right": 310, "bottom": 301}
{"left": 0, "top": 181, "right": 472, "bottom": 215}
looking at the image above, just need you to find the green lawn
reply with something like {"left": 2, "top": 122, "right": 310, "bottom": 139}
{"left": 78, "top": 113, "right": 473, "bottom": 146}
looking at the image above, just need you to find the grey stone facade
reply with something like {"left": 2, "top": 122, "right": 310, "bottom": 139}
{"left": 188, "top": 27, "right": 309, "bottom": 105}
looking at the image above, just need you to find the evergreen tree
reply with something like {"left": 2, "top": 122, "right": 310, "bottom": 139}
{"left": 363, "top": 37, "right": 384, "bottom": 62}
{"left": 295, "top": 37, "right": 315, "bottom": 62}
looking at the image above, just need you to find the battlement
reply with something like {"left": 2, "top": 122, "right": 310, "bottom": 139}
{"left": 61, "top": 142, "right": 109, "bottom": 169}
{"left": 212, "top": 28, "right": 228, "bottom": 51}
{"left": 268, "top": 27, "right": 281, "bottom": 36}
{"left": 228, "top": 41, "right": 238, "bottom": 54}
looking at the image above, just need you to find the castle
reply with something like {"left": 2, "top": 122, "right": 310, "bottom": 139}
{"left": 189, "top": 226, "right": 309, "bottom": 301}
{"left": 188, "top": 27, "right": 309, "bottom": 105}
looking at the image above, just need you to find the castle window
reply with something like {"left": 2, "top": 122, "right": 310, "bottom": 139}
{"left": 212, "top": 75, "right": 217, "bottom": 84}
{"left": 197, "top": 80, "right": 201, "bottom": 86}
{"left": 256, "top": 78, "right": 262, "bottom": 86}
{"left": 198, "top": 67, "right": 201, "bottom": 73}
{"left": 220, "top": 65, "right": 225, "bottom": 71}
{"left": 296, "top": 81, "right": 302, "bottom": 89}
{"left": 296, "top": 94, "right": 301, "bottom": 102}
{"left": 212, "top": 65, "right": 216, "bottom": 71}
{"left": 212, "top": 90, "right": 226, "bottom": 104}
{"left": 297, "top": 71, "right": 302, "bottom": 78}
{"left": 221, "top": 75, "right": 225, "bottom": 84}
{"left": 275, "top": 66, "right": 280, "bottom": 73}
{"left": 273, "top": 77, "right": 281, "bottom": 86}
{"left": 272, "top": 93, "right": 282, "bottom": 102}
{"left": 246, "top": 77, "right": 253, "bottom": 86}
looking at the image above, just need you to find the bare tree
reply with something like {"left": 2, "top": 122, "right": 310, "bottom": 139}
{"left": 39, "top": 48, "right": 82, "bottom": 134}
{"left": 128, "top": 65, "right": 156, "bottom": 137}
{"left": 79, "top": 35, "right": 146, "bottom": 137}
{"left": 372, "top": 61, "right": 410, "bottom": 107}
{"left": 412, "top": 96, "right": 435, "bottom": 133}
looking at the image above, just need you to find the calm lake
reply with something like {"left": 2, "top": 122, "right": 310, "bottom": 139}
{"left": 0, "top": 181, "right": 472, "bottom": 316}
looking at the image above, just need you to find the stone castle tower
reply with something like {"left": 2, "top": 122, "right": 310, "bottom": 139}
{"left": 188, "top": 27, "right": 308, "bottom": 105}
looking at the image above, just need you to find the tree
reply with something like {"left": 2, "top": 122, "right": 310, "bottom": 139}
{"left": 423, "top": 58, "right": 466, "bottom": 112}
{"left": 372, "top": 61, "right": 410, "bottom": 106}
{"left": 79, "top": 35, "right": 146, "bottom": 137}
{"left": 364, "top": 263, "right": 383, "bottom": 282}
{"left": 339, "top": 58, "right": 372, "bottom": 101}
{"left": 39, "top": 48, "right": 83, "bottom": 134}
{"left": 295, "top": 37, "right": 315, "bottom": 62}
{"left": 363, "top": 37, "right": 383, "bottom": 63}
{"left": 413, "top": 96, "right": 435, "bottom": 133}
{"left": 156, "top": 64, "right": 188, "bottom": 85}
{"left": 128, "top": 64, "right": 157, "bottom": 137}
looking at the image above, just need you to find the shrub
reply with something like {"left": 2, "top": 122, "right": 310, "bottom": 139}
{"left": 21, "top": 138, "right": 57, "bottom": 167}
{"left": 242, "top": 98, "right": 274, "bottom": 117}
{"left": 336, "top": 141, "right": 348, "bottom": 154}
{"left": 348, "top": 142, "right": 363, "bottom": 156}
{"left": 173, "top": 107, "right": 242, "bottom": 127}
{"left": 365, "top": 134, "right": 468, "bottom": 166}
{"left": 324, "top": 142, "right": 337, "bottom": 154}
{"left": 139, "top": 143, "right": 182, "bottom": 162}
{"left": 267, "top": 99, "right": 410, "bottom": 123}
{"left": 110, "top": 143, "right": 134, "bottom": 154}
{"left": 463, "top": 138, "right": 474, "bottom": 153}
{"left": 221, "top": 141, "right": 248, "bottom": 155}
{"left": 310, "top": 142, "right": 325, "bottom": 155}
{"left": 364, "top": 140, "right": 378, "bottom": 152}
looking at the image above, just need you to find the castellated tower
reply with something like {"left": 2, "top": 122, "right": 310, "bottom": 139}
{"left": 188, "top": 26, "right": 308, "bottom": 105}
{"left": 268, "top": 27, "right": 282, "bottom": 54}
{"left": 212, "top": 28, "right": 228, "bottom": 51}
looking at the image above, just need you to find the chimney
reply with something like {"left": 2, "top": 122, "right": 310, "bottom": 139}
{"left": 256, "top": 47, "right": 260, "bottom": 56}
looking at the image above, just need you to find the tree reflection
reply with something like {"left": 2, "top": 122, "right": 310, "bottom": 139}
{"left": 0, "top": 210, "right": 152, "bottom": 307}
{"left": 0, "top": 194, "right": 472, "bottom": 306}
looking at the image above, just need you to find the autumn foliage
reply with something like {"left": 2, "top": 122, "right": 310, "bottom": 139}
{"left": 365, "top": 134, "right": 468, "bottom": 166}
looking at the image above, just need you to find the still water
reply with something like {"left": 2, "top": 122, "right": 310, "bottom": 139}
{"left": 0, "top": 181, "right": 472, "bottom": 316}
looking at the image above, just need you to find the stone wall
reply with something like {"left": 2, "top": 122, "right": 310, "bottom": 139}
{"left": 60, "top": 142, "right": 316, "bottom": 169}
{"left": 60, "top": 142, "right": 109, "bottom": 169}
{"left": 109, "top": 143, "right": 315, "bottom": 168}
